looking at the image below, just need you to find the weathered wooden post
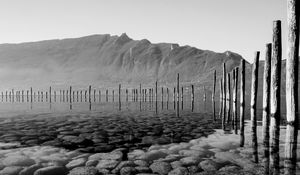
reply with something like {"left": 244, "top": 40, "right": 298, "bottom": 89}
{"left": 26, "top": 90, "right": 29, "bottom": 102}
{"left": 30, "top": 87, "right": 33, "bottom": 103}
{"left": 22, "top": 90, "right": 24, "bottom": 102}
{"left": 76, "top": 91, "right": 78, "bottom": 102}
{"left": 126, "top": 89, "right": 128, "bottom": 102}
{"left": 161, "top": 87, "right": 164, "bottom": 102}
{"left": 88, "top": 85, "right": 91, "bottom": 103}
{"left": 181, "top": 87, "right": 184, "bottom": 102}
{"left": 49, "top": 86, "right": 52, "bottom": 103}
{"left": 155, "top": 81, "right": 158, "bottom": 102}
{"left": 234, "top": 67, "right": 239, "bottom": 133}
{"left": 177, "top": 74, "right": 180, "bottom": 102}
{"left": 119, "top": 84, "right": 121, "bottom": 110}
{"left": 41, "top": 91, "right": 43, "bottom": 102}
{"left": 219, "top": 79, "right": 223, "bottom": 119}
{"left": 85, "top": 90, "right": 87, "bottom": 102}
{"left": 240, "top": 60, "right": 245, "bottom": 147}
{"left": 69, "top": 86, "right": 72, "bottom": 103}
{"left": 232, "top": 69, "right": 236, "bottom": 130}
{"left": 222, "top": 63, "right": 226, "bottom": 129}
{"left": 270, "top": 20, "right": 282, "bottom": 175}
{"left": 80, "top": 90, "right": 83, "bottom": 102}
{"left": 12, "top": 89, "right": 14, "bottom": 102}
{"left": 191, "top": 85, "right": 194, "bottom": 111}
{"left": 63, "top": 90, "right": 65, "bottom": 102}
{"left": 54, "top": 91, "right": 56, "bottom": 102}
{"left": 285, "top": 1, "right": 299, "bottom": 174}
{"left": 94, "top": 89, "right": 96, "bottom": 102}
{"left": 139, "top": 84, "right": 142, "bottom": 102}
{"left": 46, "top": 92, "right": 48, "bottom": 102}
{"left": 250, "top": 51, "right": 260, "bottom": 163}
{"left": 173, "top": 87, "right": 176, "bottom": 102}
{"left": 212, "top": 70, "right": 216, "bottom": 120}
{"left": 226, "top": 74, "right": 231, "bottom": 123}
{"left": 262, "top": 43, "right": 272, "bottom": 174}
{"left": 112, "top": 90, "right": 115, "bottom": 102}
{"left": 106, "top": 89, "right": 108, "bottom": 102}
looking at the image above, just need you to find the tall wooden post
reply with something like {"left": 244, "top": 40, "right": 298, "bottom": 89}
{"left": 70, "top": 86, "right": 72, "bottom": 103}
{"left": 234, "top": 67, "right": 239, "bottom": 133}
{"left": 285, "top": 1, "right": 299, "bottom": 174}
{"left": 212, "top": 70, "right": 216, "bottom": 120}
{"left": 219, "top": 79, "right": 223, "bottom": 119}
{"left": 262, "top": 43, "right": 272, "bottom": 174}
{"left": 88, "top": 85, "right": 91, "bottom": 103}
{"left": 139, "top": 84, "right": 141, "bottom": 102}
{"left": 191, "top": 85, "right": 194, "bottom": 111}
{"left": 49, "top": 86, "right": 52, "bottom": 103}
{"left": 203, "top": 86, "right": 206, "bottom": 101}
{"left": 30, "top": 87, "right": 32, "bottom": 103}
{"left": 270, "top": 20, "right": 282, "bottom": 175}
{"left": 232, "top": 69, "right": 236, "bottom": 131}
{"left": 222, "top": 63, "right": 226, "bottom": 129}
{"left": 250, "top": 51, "right": 260, "bottom": 163}
{"left": 106, "top": 89, "right": 108, "bottom": 102}
{"left": 161, "top": 87, "right": 164, "bottom": 102}
{"left": 226, "top": 73, "right": 231, "bottom": 123}
{"left": 94, "top": 89, "right": 96, "bottom": 102}
{"left": 177, "top": 74, "right": 180, "bottom": 101}
{"left": 240, "top": 60, "right": 245, "bottom": 147}
{"left": 119, "top": 84, "right": 121, "bottom": 110}
{"left": 167, "top": 88, "right": 169, "bottom": 102}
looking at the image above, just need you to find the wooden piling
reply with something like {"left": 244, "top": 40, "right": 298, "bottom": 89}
{"left": 49, "top": 86, "right": 52, "bottom": 103}
{"left": 232, "top": 69, "right": 237, "bottom": 132}
{"left": 219, "top": 79, "right": 223, "bottom": 119}
{"left": 88, "top": 85, "right": 91, "bottom": 103}
{"left": 161, "top": 87, "right": 164, "bottom": 102}
{"left": 250, "top": 51, "right": 260, "bottom": 163}
{"left": 155, "top": 81, "right": 158, "bottom": 102}
{"left": 270, "top": 20, "right": 282, "bottom": 175}
{"left": 285, "top": 1, "right": 299, "bottom": 174}
{"left": 262, "top": 43, "right": 272, "bottom": 174}
{"left": 177, "top": 74, "right": 180, "bottom": 101}
{"left": 70, "top": 86, "right": 72, "bottom": 103}
{"left": 222, "top": 63, "right": 226, "bottom": 129}
{"left": 240, "top": 60, "right": 245, "bottom": 147}
{"left": 234, "top": 67, "right": 239, "bottom": 133}
{"left": 226, "top": 73, "right": 231, "bottom": 123}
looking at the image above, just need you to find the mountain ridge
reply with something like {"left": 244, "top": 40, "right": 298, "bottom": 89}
{"left": 0, "top": 33, "right": 246, "bottom": 91}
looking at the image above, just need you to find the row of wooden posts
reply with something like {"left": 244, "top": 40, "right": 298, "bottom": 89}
{"left": 0, "top": 82, "right": 209, "bottom": 104}
{"left": 213, "top": 1, "right": 298, "bottom": 174}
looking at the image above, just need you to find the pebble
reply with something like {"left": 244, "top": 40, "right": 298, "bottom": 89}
{"left": 34, "top": 166, "right": 68, "bottom": 175}
{"left": 66, "top": 158, "right": 87, "bottom": 169}
{"left": 168, "top": 167, "right": 188, "bottom": 175}
{"left": 0, "top": 166, "right": 23, "bottom": 175}
{"left": 68, "top": 166, "right": 99, "bottom": 175}
{"left": 150, "top": 162, "right": 172, "bottom": 175}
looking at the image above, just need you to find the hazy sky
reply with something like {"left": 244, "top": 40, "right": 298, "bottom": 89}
{"left": 0, "top": 0, "right": 290, "bottom": 62}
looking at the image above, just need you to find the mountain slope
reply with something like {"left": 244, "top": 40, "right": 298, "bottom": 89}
{"left": 0, "top": 33, "right": 245, "bottom": 91}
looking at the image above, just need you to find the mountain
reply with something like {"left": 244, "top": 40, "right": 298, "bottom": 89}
{"left": 0, "top": 33, "right": 246, "bottom": 91}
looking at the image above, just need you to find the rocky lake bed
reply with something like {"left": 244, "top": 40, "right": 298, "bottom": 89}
{"left": 0, "top": 110, "right": 299, "bottom": 175}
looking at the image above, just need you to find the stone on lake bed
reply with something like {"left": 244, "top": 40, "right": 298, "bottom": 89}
{"left": 96, "top": 159, "right": 120, "bottom": 170}
{"left": 88, "top": 151, "right": 123, "bottom": 161}
{"left": 179, "top": 156, "right": 201, "bottom": 166}
{"left": 19, "top": 164, "right": 43, "bottom": 175}
{"left": 34, "top": 166, "right": 68, "bottom": 175}
{"left": 66, "top": 158, "right": 87, "bottom": 169}
{"left": 138, "top": 150, "right": 168, "bottom": 161}
{"left": 85, "top": 160, "right": 98, "bottom": 167}
{"left": 120, "top": 167, "right": 137, "bottom": 175}
{"left": 0, "top": 166, "right": 23, "bottom": 175}
{"left": 2, "top": 155, "right": 36, "bottom": 166}
{"left": 215, "top": 152, "right": 255, "bottom": 171}
{"left": 178, "top": 150, "right": 206, "bottom": 157}
{"left": 150, "top": 161, "right": 172, "bottom": 175}
{"left": 168, "top": 167, "right": 188, "bottom": 175}
{"left": 68, "top": 166, "right": 99, "bottom": 175}
{"left": 198, "top": 159, "right": 220, "bottom": 171}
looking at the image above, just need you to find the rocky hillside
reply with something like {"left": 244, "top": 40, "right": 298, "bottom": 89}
{"left": 0, "top": 33, "right": 245, "bottom": 91}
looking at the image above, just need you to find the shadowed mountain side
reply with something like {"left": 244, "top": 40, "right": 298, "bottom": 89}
{"left": 0, "top": 33, "right": 246, "bottom": 91}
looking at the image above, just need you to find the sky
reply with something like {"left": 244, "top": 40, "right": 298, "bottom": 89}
{"left": 0, "top": 0, "right": 291, "bottom": 62}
